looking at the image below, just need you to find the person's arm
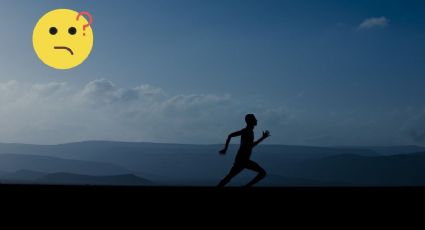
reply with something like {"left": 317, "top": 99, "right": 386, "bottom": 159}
{"left": 252, "top": 130, "right": 270, "bottom": 148}
{"left": 219, "top": 130, "right": 243, "bottom": 155}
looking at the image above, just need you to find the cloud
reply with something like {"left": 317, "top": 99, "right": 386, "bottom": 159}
{"left": 0, "top": 80, "right": 18, "bottom": 91}
{"left": 32, "top": 82, "right": 67, "bottom": 96}
{"left": 78, "top": 79, "right": 164, "bottom": 105}
{"left": 0, "top": 79, "right": 416, "bottom": 146}
{"left": 0, "top": 79, "right": 290, "bottom": 144}
{"left": 358, "top": 17, "right": 389, "bottom": 30}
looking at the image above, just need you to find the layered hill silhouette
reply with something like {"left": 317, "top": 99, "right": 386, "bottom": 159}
{"left": 0, "top": 169, "right": 151, "bottom": 186}
{"left": 280, "top": 152, "right": 425, "bottom": 186}
{"left": 0, "top": 153, "right": 130, "bottom": 175}
{"left": 0, "top": 141, "right": 424, "bottom": 186}
{"left": 0, "top": 169, "right": 47, "bottom": 182}
{"left": 38, "top": 173, "right": 152, "bottom": 186}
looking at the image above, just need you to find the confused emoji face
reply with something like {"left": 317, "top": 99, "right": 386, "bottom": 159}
{"left": 33, "top": 9, "right": 94, "bottom": 70}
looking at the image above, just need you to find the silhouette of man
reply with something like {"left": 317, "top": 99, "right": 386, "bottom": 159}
{"left": 217, "top": 114, "right": 270, "bottom": 187}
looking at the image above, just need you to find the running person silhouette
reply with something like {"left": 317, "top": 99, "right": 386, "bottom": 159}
{"left": 217, "top": 114, "right": 270, "bottom": 187}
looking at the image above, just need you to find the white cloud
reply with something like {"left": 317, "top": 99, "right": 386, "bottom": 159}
{"left": 358, "top": 17, "right": 389, "bottom": 30}
{"left": 76, "top": 79, "right": 165, "bottom": 107}
{"left": 0, "top": 79, "right": 290, "bottom": 145}
{"left": 0, "top": 79, "right": 416, "bottom": 146}
{"left": 32, "top": 82, "right": 67, "bottom": 96}
{"left": 0, "top": 80, "right": 18, "bottom": 91}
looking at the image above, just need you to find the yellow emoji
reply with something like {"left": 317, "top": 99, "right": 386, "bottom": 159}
{"left": 33, "top": 9, "right": 94, "bottom": 70}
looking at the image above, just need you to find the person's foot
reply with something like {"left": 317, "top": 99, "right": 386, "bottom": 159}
{"left": 217, "top": 181, "right": 226, "bottom": 188}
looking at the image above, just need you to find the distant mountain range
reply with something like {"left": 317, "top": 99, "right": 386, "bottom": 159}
{"left": 0, "top": 153, "right": 130, "bottom": 175}
{"left": 279, "top": 152, "right": 425, "bottom": 186}
{"left": 0, "top": 141, "right": 424, "bottom": 186}
{"left": 0, "top": 170, "right": 152, "bottom": 186}
{"left": 39, "top": 173, "right": 152, "bottom": 186}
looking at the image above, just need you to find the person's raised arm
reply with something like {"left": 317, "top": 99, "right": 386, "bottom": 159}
{"left": 252, "top": 130, "right": 270, "bottom": 148}
{"left": 219, "top": 130, "right": 243, "bottom": 155}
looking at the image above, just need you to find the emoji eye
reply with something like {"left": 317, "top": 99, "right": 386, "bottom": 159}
{"left": 68, "top": 27, "right": 77, "bottom": 35}
{"left": 49, "top": 27, "right": 58, "bottom": 35}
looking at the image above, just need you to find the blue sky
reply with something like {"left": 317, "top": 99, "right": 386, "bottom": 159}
{"left": 0, "top": 0, "right": 424, "bottom": 146}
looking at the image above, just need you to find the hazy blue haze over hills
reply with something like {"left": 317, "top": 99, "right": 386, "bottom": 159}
{"left": 0, "top": 153, "right": 130, "bottom": 176}
{"left": 0, "top": 141, "right": 425, "bottom": 186}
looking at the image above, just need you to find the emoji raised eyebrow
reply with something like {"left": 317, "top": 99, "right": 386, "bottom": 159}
{"left": 54, "top": 46, "right": 74, "bottom": 55}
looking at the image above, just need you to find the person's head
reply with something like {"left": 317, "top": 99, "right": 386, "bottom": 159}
{"left": 245, "top": 114, "right": 257, "bottom": 127}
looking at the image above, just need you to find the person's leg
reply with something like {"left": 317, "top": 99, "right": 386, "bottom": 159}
{"left": 217, "top": 164, "right": 244, "bottom": 187}
{"left": 243, "top": 160, "right": 267, "bottom": 187}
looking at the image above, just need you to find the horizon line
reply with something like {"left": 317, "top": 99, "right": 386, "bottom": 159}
{"left": 0, "top": 140, "right": 423, "bottom": 148}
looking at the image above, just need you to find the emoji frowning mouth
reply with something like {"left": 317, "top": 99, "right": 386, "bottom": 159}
{"left": 54, "top": 46, "right": 74, "bottom": 55}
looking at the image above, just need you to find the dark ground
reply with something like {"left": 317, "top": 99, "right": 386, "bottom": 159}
{"left": 2, "top": 184, "right": 425, "bottom": 206}
{"left": 2, "top": 184, "right": 422, "bottom": 223}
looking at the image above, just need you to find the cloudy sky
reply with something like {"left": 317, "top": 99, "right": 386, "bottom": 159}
{"left": 0, "top": 0, "right": 425, "bottom": 146}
